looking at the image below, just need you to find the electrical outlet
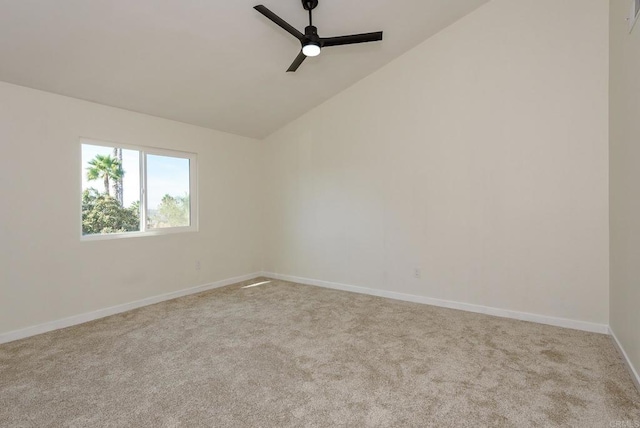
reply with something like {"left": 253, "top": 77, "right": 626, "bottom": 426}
{"left": 414, "top": 268, "right": 421, "bottom": 279}
{"left": 195, "top": 260, "right": 201, "bottom": 271}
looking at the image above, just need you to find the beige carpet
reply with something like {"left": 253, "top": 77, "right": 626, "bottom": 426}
{"left": 1, "top": 277, "right": 639, "bottom": 427}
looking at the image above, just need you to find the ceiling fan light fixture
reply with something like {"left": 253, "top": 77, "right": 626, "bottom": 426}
{"left": 302, "top": 42, "right": 321, "bottom": 57}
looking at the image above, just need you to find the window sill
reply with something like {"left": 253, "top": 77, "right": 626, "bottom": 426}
{"left": 81, "top": 226, "right": 198, "bottom": 241}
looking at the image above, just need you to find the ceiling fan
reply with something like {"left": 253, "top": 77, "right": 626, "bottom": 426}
{"left": 254, "top": 0, "right": 383, "bottom": 72}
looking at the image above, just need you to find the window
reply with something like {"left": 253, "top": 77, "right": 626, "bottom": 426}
{"left": 81, "top": 139, "right": 197, "bottom": 239}
{"left": 631, "top": 0, "right": 640, "bottom": 32}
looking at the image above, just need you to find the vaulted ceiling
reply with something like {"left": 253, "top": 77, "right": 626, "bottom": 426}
{"left": 0, "top": 0, "right": 489, "bottom": 138}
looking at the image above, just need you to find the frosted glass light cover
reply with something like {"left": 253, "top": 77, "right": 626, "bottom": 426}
{"left": 302, "top": 44, "right": 321, "bottom": 57}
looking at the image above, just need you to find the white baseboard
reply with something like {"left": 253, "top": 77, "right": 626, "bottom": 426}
{"left": 262, "top": 272, "right": 609, "bottom": 334}
{"left": 609, "top": 327, "right": 640, "bottom": 392}
{"left": 0, "top": 272, "right": 263, "bottom": 345}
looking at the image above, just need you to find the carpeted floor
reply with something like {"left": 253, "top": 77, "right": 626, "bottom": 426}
{"left": 1, "top": 277, "right": 639, "bottom": 427}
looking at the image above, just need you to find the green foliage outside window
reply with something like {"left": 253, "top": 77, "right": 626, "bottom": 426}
{"left": 82, "top": 189, "right": 140, "bottom": 235}
{"left": 149, "top": 194, "right": 190, "bottom": 228}
{"left": 82, "top": 153, "right": 141, "bottom": 235}
{"left": 86, "top": 154, "right": 123, "bottom": 198}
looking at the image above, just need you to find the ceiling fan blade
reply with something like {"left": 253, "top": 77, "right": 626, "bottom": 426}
{"left": 320, "top": 31, "right": 383, "bottom": 47}
{"left": 254, "top": 5, "right": 304, "bottom": 40}
{"left": 287, "top": 51, "right": 307, "bottom": 72}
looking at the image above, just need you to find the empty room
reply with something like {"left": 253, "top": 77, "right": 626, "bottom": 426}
{"left": 1, "top": 0, "right": 639, "bottom": 426}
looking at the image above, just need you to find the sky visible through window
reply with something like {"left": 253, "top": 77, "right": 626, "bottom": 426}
{"left": 146, "top": 154, "right": 190, "bottom": 211}
{"left": 81, "top": 144, "right": 190, "bottom": 209}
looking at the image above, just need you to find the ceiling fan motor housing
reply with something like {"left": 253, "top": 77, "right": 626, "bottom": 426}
{"left": 302, "top": 0, "right": 319, "bottom": 11}
{"left": 303, "top": 25, "right": 320, "bottom": 46}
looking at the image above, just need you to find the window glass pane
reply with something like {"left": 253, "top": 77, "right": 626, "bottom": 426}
{"left": 146, "top": 154, "right": 190, "bottom": 229}
{"left": 81, "top": 144, "right": 141, "bottom": 235}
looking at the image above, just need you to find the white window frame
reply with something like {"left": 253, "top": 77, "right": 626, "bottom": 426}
{"left": 80, "top": 138, "right": 198, "bottom": 241}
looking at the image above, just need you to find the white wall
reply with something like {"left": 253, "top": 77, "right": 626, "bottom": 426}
{"left": 0, "top": 81, "right": 263, "bottom": 335}
{"left": 263, "top": 0, "right": 610, "bottom": 325}
{"left": 610, "top": 0, "right": 640, "bottom": 380}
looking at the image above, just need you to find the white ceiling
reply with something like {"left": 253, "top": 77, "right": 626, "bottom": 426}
{"left": 0, "top": 0, "right": 488, "bottom": 139}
